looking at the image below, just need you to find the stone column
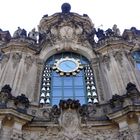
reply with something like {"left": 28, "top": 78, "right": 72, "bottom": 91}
{"left": 134, "top": 114, "right": 140, "bottom": 140}
{"left": 91, "top": 57, "right": 105, "bottom": 102}
{"left": 0, "top": 115, "right": 5, "bottom": 139}
{"left": 0, "top": 115, "right": 13, "bottom": 140}
{"left": 115, "top": 116, "right": 135, "bottom": 140}
{"left": 10, "top": 118, "right": 26, "bottom": 140}
{"left": 34, "top": 58, "right": 44, "bottom": 103}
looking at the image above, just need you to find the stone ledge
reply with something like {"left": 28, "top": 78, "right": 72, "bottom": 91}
{"left": 0, "top": 108, "right": 33, "bottom": 122}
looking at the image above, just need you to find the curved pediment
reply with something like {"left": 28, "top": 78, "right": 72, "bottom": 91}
{"left": 38, "top": 3, "right": 94, "bottom": 49}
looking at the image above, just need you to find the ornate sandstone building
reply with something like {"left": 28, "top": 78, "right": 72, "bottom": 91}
{"left": 0, "top": 3, "right": 140, "bottom": 140}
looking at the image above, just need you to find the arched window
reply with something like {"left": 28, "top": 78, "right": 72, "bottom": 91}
{"left": 132, "top": 51, "right": 140, "bottom": 70}
{"left": 40, "top": 52, "right": 98, "bottom": 105}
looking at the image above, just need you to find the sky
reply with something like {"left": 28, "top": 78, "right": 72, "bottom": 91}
{"left": 0, "top": 0, "right": 140, "bottom": 35}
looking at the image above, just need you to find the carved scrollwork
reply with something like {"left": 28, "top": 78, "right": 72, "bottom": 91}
{"left": 59, "top": 109, "right": 81, "bottom": 139}
{"left": 12, "top": 53, "right": 22, "bottom": 68}
{"left": 79, "top": 104, "right": 89, "bottom": 122}
{"left": 24, "top": 55, "right": 34, "bottom": 71}
{"left": 49, "top": 105, "right": 61, "bottom": 123}
{"left": 127, "top": 52, "right": 135, "bottom": 67}
{"left": 0, "top": 54, "right": 10, "bottom": 68}
{"left": 59, "top": 26, "right": 74, "bottom": 39}
{"left": 119, "top": 129, "right": 134, "bottom": 140}
{"left": 10, "top": 131, "right": 22, "bottom": 140}
{"left": 0, "top": 29, "right": 11, "bottom": 42}
{"left": 114, "top": 51, "right": 123, "bottom": 67}
{"left": 102, "top": 55, "right": 110, "bottom": 70}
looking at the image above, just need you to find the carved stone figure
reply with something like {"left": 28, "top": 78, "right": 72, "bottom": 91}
{"left": 79, "top": 104, "right": 89, "bottom": 122}
{"left": 87, "top": 28, "right": 96, "bottom": 45}
{"left": 126, "top": 82, "right": 139, "bottom": 94}
{"left": 130, "top": 27, "right": 140, "bottom": 36}
{"left": 95, "top": 28, "right": 105, "bottom": 40}
{"left": 50, "top": 105, "right": 61, "bottom": 123}
{"left": 1, "top": 84, "right": 12, "bottom": 94}
{"left": 105, "top": 28, "right": 114, "bottom": 37}
{"left": 14, "top": 94, "right": 29, "bottom": 113}
{"left": 112, "top": 24, "right": 120, "bottom": 36}
{"left": 15, "top": 94, "right": 29, "bottom": 107}
{"left": 109, "top": 94, "right": 124, "bottom": 109}
{"left": 20, "top": 28, "right": 27, "bottom": 38}
{"left": 0, "top": 29, "right": 11, "bottom": 42}
{"left": 28, "top": 28, "right": 38, "bottom": 42}
{"left": 13, "top": 27, "right": 27, "bottom": 38}
{"left": 126, "top": 82, "right": 140, "bottom": 104}
{"left": 0, "top": 85, "right": 12, "bottom": 105}
{"left": 38, "top": 32, "right": 45, "bottom": 43}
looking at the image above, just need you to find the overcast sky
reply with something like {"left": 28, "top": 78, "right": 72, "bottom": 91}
{"left": 0, "top": 0, "right": 140, "bottom": 35}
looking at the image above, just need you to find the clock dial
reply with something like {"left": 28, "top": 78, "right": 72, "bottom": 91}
{"left": 59, "top": 60, "right": 77, "bottom": 72}
{"left": 53, "top": 57, "right": 83, "bottom": 76}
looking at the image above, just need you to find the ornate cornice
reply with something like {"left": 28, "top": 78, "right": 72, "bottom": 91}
{"left": 38, "top": 7, "right": 94, "bottom": 49}
{"left": 1, "top": 38, "right": 40, "bottom": 53}
{"left": 39, "top": 12, "right": 94, "bottom": 34}
{"left": 95, "top": 38, "right": 134, "bottom": 54}
{"left": 0, "top": 108, "right": 33, "bottom": 122}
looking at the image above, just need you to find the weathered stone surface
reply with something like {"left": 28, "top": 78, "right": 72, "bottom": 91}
{"left": 0, "top": 3, "right": 140, "bottom": 140}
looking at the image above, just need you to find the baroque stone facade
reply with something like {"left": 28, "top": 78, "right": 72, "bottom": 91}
{"left": 0, "top": 3, "right": 140, "bottom": 140}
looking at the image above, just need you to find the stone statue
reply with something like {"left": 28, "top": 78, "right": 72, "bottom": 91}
{"left": 126, "top": 82, "right": 139, "bottom": 93}
{"left": 13, "top": 27, "right": 27, "bottom": 38}
{"left": 0, "top": 85, "right": 12, "bottom": 105}
{"left": 87, "top": 28, "right": 96, "bottom": 45}
{"left": 0, "top": 29, "right": 11, "bottom": 42}
{"left": 112, "top": 24, "right": 120, "bottom": 36}
{"left": 13, "top": 27, "right": 21, "bottom": 38}
{"left": 130, "top": 27, "right": 140, "bottom": 36}
{"left": 105, "top": 28, "right": 114, "bottom": 37}
{"left": 14, "top": 94, "right": 29, "bottom": 110}
{"left": 95, "top": 28, "right": 105, "bottom": 40}
{"left": 20, "top": 28, "right": 27, "bottom": 37}
{"left": 50, "top": 105, "right": 61, "bottom": 123}
{"left": 28, "top": 28, "right": 38, "bottom": 42}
